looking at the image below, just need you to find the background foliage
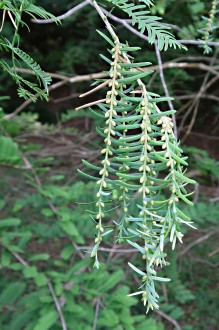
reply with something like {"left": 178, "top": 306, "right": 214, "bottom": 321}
{"left": 0, "top": 0, "right": 219, "bottom": 329}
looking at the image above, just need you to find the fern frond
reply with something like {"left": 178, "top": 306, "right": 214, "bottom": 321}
{"left": 23, "top": 3, "right": 60, "bottom": 24}
{"left": 0, "top": 59, "right": 49, "bottom": 101}
{"left": 139, "top": 0, "right": 154, "bottom": 6}
{"left": 11, "top": 47, "right": 52, "bottom": 92}
{"left": 0, "top": 36, "right": 51, "bottom": 95}
{"left": 105, "top": 0, "right": 186, "bottom": 51}
{"left": 201, "top": 0, "right": 218, "bottom": 54}
{"left": 78, "top": 29, "right": 195, "bottom": 312}
{"left": 0, "top": 0, "right": 59, "bottom": 101}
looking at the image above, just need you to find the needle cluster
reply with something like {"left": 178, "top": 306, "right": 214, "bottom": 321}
{"left": 78, "top": 32, "right": 195, "bottom": 312}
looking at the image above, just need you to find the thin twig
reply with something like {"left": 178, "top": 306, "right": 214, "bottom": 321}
{"left": 4, "top": 72, "right": 107, "bottom": 119}
{"left": 75, "top": 98, "right": 107, "bottom": 110}
{"left": 178, "top": 39, "right": 219, "bottom": 47}
{"left": 0, "top": 9, "right": 7, "bottom": 32}
{"left": 3, "top": 80, "right": 67, "bottom": 120}
{"left": 189, "top": 256, "right": 219, "bottom": 268}
{"left": 6, "top": 59, "right": 219, "bottom": 119}
{"left": 180, "top": 51, "right": 218, "bottom": 141}
{"left": 89, "top": 0, "right": 118, "bottom": 40}
{"left": 15, "top": 62, "right": 219, "bottom": 82}
{"left": 31, "top": 1, "right": 219, "bottom": 49}
{"left": 80, "top": 79, "right": 110, "bottom": 98}
{"left": 93, "top": 5, "right": 219, "bottom": 48}
{"left": 175, "top": 93, "right": 219, "bottom": 102}
{"left": 178, "top": 230, "right": 219, "bottom": 258}
{"left": 155, "top": 42, "right": 177, "bottom": 137}
{"left": 31, "top": 0, "right": 90, "bottom": 23}
{"left": 155, "top": 309, "right": 182, "bottom": 330}
{"left": 48, "top": 281, "right": 68, "bottom": 330}
{"left": 8, "top": 10, "right": 18, "bottom": 30}
{"left": 208, "top": 247, "right": 219, "bottom": 257}
{"left": 92, "top": 298, "right": 100, "bottom": 330}
{"left": 11, "top": 251, "right": 28, "bottom": 266}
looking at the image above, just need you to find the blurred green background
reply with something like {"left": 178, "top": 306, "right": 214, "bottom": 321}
{"left": 0, "top": 1, "right": 218, "bottom": 329}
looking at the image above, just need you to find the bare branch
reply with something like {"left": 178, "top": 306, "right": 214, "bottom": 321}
{"left": 94, "top": 5, "right": 219, "bottom": 49}
{"left": 178, "top": 230, "right": 219, "bottom": 258}
{"left": 208, "top": 247, "right": 219, "bottom": 257}
{"left": 48, "top": 281, "right": 68, "bottom": 330}
{"left": 155, "top": 42, "right": 177, "bottom": 137}
{"left": 80, "top": 79, "right": 110, "bottom": 98}
{"left": 155, "top": 309, "right": 182, "bottom": 330}
{"left": 0, "top": 9, "right": 6, "bottom": 32}
{"left": 8, "top": 10, "right": 18, "bottom": 29}
{"left": 31, "top": 0, "right": 90, "bottom": 23}
{"left": 92, "top": 298, "right": 100, "bottom": 330}
{"left": 75, "top": 98, "right": 107, "bottom": 110}
{"left": 4, "top": 72, "right": 107, "bottom": 119}
{"left": 8, "top": 61, "right": 218, "bottom": 119}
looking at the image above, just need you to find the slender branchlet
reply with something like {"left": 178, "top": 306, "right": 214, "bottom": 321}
{"left": 203, "top": 0, "right": 217, "bottom": 53}
{"left": 0, "top": 1, "right": 59, "bottom": 100}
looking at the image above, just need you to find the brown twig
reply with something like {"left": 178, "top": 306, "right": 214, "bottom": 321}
{"left": 31, "top": 0, "right": 89, "bottom": 23}
{"left": 155, "top": 42, "right": 177, "bottom": 137}
{"left": 92, "top": 297, "right": 100, "bottom": 330}
{"left": 4, "top": 72, "right": 107, "bottom": 119}
{"left": 80, "top": 79, "right": 110, "bottom": 98}
{"left": 0, "top": 9, "right": 7, "bottom": 32}
{"left": 75, "top": 98, "right": 107, "bottom": 111}
{"left": 178, "top": 230, "right": 219, "bottom": 258}
{"left": 47, "top": 281, "right": 68, "bottom": 330}
{"left": 155, "top": 309, "right": 182, "bottom": 330}
{"left": 208, "top": 247, "right": 219, "bottom": 257}
{"left": 180, "top": 52, "right": 218, "bottom": 141}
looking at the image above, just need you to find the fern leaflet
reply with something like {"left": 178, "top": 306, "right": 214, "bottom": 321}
{"left": 105, "top": 0, "right": 186, "bottom": 51}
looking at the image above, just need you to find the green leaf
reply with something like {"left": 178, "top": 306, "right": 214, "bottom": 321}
{"left": 101, "top": 229, "right": 114, "bottom": 237}
{"left": 100, "top": 54, "right": 112, "bottom": 64}
{"left": 9, "top": 46, "right": 52, "bottom": 92}
{"left": 91, "top": 243, "right": 99, "bottom": 257}
{"left": 35, "top": 273, "right": 48, "bottom": 287}
{"left": 0, "top": 218, "right": 21, "bottom": 228}
{"left": 23, "top": 266, "right": 38, "bottom": 279}
{"left": 61, "top": 245, "right": 74, "bottom": 260}
{"left": 1, "top": 251, "right": 11, "bottom": 267}
{"left": 0, "top": 136, "right": 22, "bottom": 165}
{"left": 77, "top": 169, "right": 99, "bottom": 181}
{"left": 174, "top": 171, "right": 196, "bottom": 184}
{"left": 128, "top": 291, "right": 144, "bottom": 297}
{"left": 97, "top": 30, "right": 114, "bottom": 46}
{"left": 118, "top": 70, "right": 154, "bottom": 84}
{"left": 98, "top": 270, "right": 124, "bottom": 292}
{"left": 41, "top": 208, "right": 54, "bottom": 217}
{"left": 151, "top": 276, "right": 171, "bottom": 282}
{"left": 33, "top": 311, "right": 58, "bottom": 330}
{"left": 0, "top": 282, "right": 26, "bottom": 308}
{"left": 25, "top": 3, "right": 60, "bottom": 24}
{"left": 59, "top": 222, "right": 80, "bottom": 238}
{"left": 0, "top": 199, "right": 6, "bottom": 210}
{"left": 127, "top": 240, "right": 145, "bottom": 254}
{"left": 29, "top": 254, "right": 50, "bottom": 261}
{"left": 128, "top": 262, "right": 146, "bottom": 276}
{"left": 120, "top": 61, "right": 151, "bottom": 68}
{"left": 82, "top": 159, "right": 101, "bottom": 171}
